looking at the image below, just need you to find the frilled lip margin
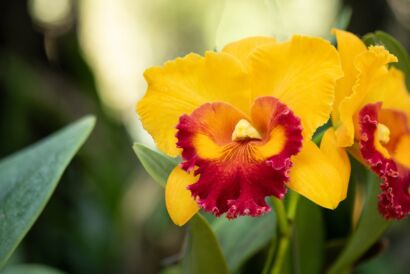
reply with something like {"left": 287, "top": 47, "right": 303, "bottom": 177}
{"left": 175, "top": 96, "right": 303, "bottom": 219}
{"left": 359, "top": 103, "right": 410, "bottom": 219}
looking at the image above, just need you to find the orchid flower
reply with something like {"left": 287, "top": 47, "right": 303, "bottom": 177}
{"left": 137, "top": 36, "right": 350, "bottom": 225}
{"left": 332, "top": 29, "right": 410, "bottom": 219}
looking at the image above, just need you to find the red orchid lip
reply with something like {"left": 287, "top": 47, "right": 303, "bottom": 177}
{"left": 175, "top": 96, "right": 303, "bottom": 218}
{"left": 359, "top": 103, "right": 410, "bottom": 219}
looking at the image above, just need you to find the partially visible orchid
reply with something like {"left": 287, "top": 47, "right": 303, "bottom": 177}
{"left": 332, "top": 29, "right": 410, "bottom": 219}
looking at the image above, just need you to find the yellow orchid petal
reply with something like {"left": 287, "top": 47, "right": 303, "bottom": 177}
{"left": 137, "top": 51, "right": 251, "bottom": 157}
{"left": 222, "top": 36, "right": 276, "bottom": 67}
{"left": 250, "top": 35, "right": 343, "bottom": 138}
{"left": 366, "top": 68, "right": 410, "bottom": 120}
{"left": 332, "top": 29, "right": 367, "bottom": 123}
{"left": 335, "top": 46, "right": 397, "bottom": 147}
{"left": 165, "top": 166, "right": 199, "bottom": 226}
{"left": 288, "top": 129, "right": 351, "bottom": 209}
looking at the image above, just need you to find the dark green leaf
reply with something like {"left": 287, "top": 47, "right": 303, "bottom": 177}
{"left": 0, "top": 116, "right": 95, "bottom": 269}
{"left": 212, "top": 214, "right": 276, "bottom": 271}
{"left": 133, "top": 143, "right": 178, "bottom": 187}
{"left": 183, "top": 214, "right": 228, "bottom": 274}
{"left": 363, "top": 31, "right": 410, "bottom": 90}
{"left": 326, "top": 173, "right": 391, "bottom": 274}
{"left": 0, "top": 264, "right": 65, "bottom": 274}
{"left": 294, "top": 197, "right": 325, "bottom": 274}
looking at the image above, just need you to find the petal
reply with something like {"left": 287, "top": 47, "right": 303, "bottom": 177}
{"left": 288, "top": 132, "right": 351, "bottom": 209}
{"left": 251, "top": 97, "right": 303, "bottom": 162}
{"left": 359, "top": 103, "right": 392, "bottom": 170}
{"left": 378, "top": 108, "right": 410, "bottom": 156}
{"left": 176, "top": 97, "right": 303, "bottom": 218}
{"left": 176, "top": 102, "right": 247, "bottom": 170}
{"left": 222, "top": 36, "right": 276, "bottom": 67}
{"left": 137, "top": 51, "right": 251, "bottom": 157}
{"left": 378, "top": 166, "right": 410, "bottom": 220}
{"left": 332, "top": 29, "right": 367, "bottom": 123}
{"left": 365, "top": 68, "right": 410, "bottom": 120}
{"left": 165, "top": 166, "right": 199, "bottom": 226}
{"left": 358, "top": 103, "right": 410, "bottom": 219}
{"left": 250, "top": 35, "right": 343, "bottom": 138}
{"left": 395, "top": 135, "right": 410, "bottom": 169}
{"left": 335, "top": 46, "right": 398, "bottom": 147}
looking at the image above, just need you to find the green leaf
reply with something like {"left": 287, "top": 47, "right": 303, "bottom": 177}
{"left": 294, "top": 197, "right": 325, "bottom": 274}
{"left": 183, "top": 214, "right": 228, "bottom": 274}
{"left": 0, "top": 116, "right": 95, "bottom": 269}
{"left": 0, "top": 264, "right": 65, "bottom": 274}
{"left": 212, "top": 214, "right": 276, "bottom": 271}
{"left": 326, "top": 172, "right": 391, "bottom": 274}
{"left": 133, "top": 143, "right": 178, "bottom": 187}
{"left": 363, "top": 31, "right": 410, "bottom": 90}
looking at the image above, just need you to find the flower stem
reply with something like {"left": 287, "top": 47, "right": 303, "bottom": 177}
{"left": 261, "top": 238, "right": 276, "bottom": 274}
{"left": 270, "top": 198, "right": 290, "bottom": 274}
{"left": 271, "top": 234, "right": 291, "bottom": 274}
{"left": 272, "top": 197, "right": 289, "bottom": 237}
{"left": 266, "top": 192, "right": 300, "bottom": 274}
{"left": 287, "top": 191, "right": 300, "bottom": 219}
{"left": 261, "top": 197, "right": 287, "bottom": 274}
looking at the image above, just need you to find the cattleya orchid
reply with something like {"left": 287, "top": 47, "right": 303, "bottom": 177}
{"left": 137, "top": 35, "right": 351, "bottom": 226}
{"left": 332, "top": 29, "right": 410, "bottom": 219}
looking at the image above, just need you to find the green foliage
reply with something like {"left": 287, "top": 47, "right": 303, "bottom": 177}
{"left": 0, "top": 116, "right": 95, "bottom": 269}
{"left": 0, "top": 264, "right": 65, "bottom": 274}
{"left": 212, "top": 214, "right": 276, "bottom": 271}
{"left": 363, "top": 31, "right": 410, "bottom": 90}
{"left": 327, "top": 173, "right": 391, "bottom": 274}
{"left": 133, "top": 143, "right": 178, "bottom": 187}
{"left": 183, "top": 214, "right": 228, "bottom": 274}
{"left": 294, "top": 197, "right": 325, "bottom": 274}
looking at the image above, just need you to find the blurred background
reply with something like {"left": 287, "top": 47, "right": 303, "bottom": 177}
{"left": 1, "top": 0, "right": 410, "bottom": 273}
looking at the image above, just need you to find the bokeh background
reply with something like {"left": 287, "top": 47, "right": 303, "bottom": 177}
{"left": 1, "top": 0, "right": 410, "bottom": 273}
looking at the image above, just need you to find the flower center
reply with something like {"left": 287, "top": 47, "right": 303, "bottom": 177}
{"left": 231, "top": 119, "right": 262, "bottom": 141}
{"left": 377, "top": 123, "right": 390, "bottom": 144}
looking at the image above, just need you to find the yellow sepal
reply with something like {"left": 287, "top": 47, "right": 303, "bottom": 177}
{"left": 165, "top": 166, "right": 199, "bottom": 226}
